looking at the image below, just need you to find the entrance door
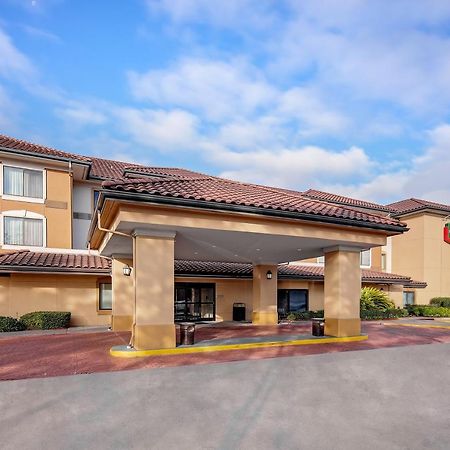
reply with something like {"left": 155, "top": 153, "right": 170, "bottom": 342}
{"left": 175, "top": 283, "right": 215, "bottom": 322}
{"left": 277, "top": 289, "right": 309, "bottom": 318}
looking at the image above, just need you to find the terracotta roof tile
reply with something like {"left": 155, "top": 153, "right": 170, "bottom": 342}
{"left": 103, "top": 176, "right": 406, "bottom": 229}
{"left": 175, "top": 260, "right": 422, "bottom": 285}
{"left": 303, "top": 189, "right": 394, "bottom": 212}
{"left": 388, "top": 198, "right": 450, "bottom": 215}
{"left": 0, "top": 252, "right": 425, "bottom": 287}
{"left": 0, "top": 251, "right": 111, "bottom": 273}
{"left": 0, "top": 134, "right": 90, "bottom": 163}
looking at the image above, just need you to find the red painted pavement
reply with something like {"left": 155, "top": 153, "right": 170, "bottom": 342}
{"left": 1, "top": 322, "right": 450, "bottom": 381}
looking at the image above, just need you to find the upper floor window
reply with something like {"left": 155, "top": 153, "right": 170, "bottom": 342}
{"left": 3, "top": 166, "right": 43, "bottom": 199}
{"left": 93, "top": 190, "right": 100, "bottom": 210}
{"left": 4, "top": 216, "right": 44, "bottom": 246}
{"left": 360, "top": 249, "right": 371, "bottom": 267}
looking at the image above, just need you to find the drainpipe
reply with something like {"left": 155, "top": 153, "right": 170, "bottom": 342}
{"left": 97, "top": 211, "right": 136, "bottom": 347}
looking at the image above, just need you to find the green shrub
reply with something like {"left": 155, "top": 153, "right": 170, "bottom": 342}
{"left": 361, "top": 287, "right": 395, "bottom": 311}
{"left": 361, "top": 308, "right": 408, "bottom": 320}
{"left": 406, "top": 305, "right": 450, "bottom": 318}
{"left": 0, "top": 316, "right": 26, "bottom": 332}
{"left": 430, "top": 297, "right": 450, "bottom": 307}
{"left": 285, "top": 310, "right": 324, "bottom": 321}
{"left": 20, "top": 311, "right": 71, "bottom": 330}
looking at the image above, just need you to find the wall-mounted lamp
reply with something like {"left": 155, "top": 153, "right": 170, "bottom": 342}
{"left": 123, "top": 264, "right": 132, "bottom": 277}
{"left": 266, "top": 270, "right": 273, "bottom": 280}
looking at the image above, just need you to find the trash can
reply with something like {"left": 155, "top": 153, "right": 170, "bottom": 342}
{"left": 311, "top": 318, "right": 325, "bottom": 336}
{"left": 233, "top": 303, "right": 246, "bottom": 321}
{"left": 179, "top": 322, "right": 195, "bottom": 345}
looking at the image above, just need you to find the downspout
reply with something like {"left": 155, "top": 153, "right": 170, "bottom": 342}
{"left": 96, "top": 211, "right": 136, "bottom": 347}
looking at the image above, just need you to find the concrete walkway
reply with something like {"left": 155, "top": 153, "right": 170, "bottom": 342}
{"left": 1, "top": 343, "right": 449, "bottom": 450}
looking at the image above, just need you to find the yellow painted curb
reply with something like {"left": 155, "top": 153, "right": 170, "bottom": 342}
{"left": 383, "top": 322, "right": 450, "bottom": 330}
{"left": 110, "top": 334, "right": 368, "bottom": 358}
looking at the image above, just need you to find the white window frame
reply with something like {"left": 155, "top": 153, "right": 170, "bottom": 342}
{"left": 0, "top": 162, "right": 46, "bottom": 204}
{"left": 0, "top": 210, "right": 47, "bottom": 249}
{"left": 360, "top": 249, "right": 371, "bottom": 268}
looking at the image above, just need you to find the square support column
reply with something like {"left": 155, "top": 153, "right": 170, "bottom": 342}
{"left": 252, "top": 264, "right": 278, "bottom": 325}
{"left": 132, "top": 231, "right": 176, "bottom": 350}
{"left": 111, "top": 256, "right": 134, "bottom": 331}
{"left": 324, "top": 246, "right": 361, "bottom": 337}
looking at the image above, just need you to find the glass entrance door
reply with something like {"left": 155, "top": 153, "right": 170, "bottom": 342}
{"left": 175, "top": 283, "right": 215, "bottom": 322}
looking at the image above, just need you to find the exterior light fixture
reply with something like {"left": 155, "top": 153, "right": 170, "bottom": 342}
{"left": 266, "top": 270, "right": 273, "bottom": 280}
{"left": 123, "top": 264, "right": 132, "bottom": 276}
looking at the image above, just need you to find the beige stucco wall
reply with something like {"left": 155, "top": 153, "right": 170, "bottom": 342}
{"left": 392, "top": 213, "right": 450, "bottom": 304}
{"left": 0, "top": 273, "right": 111, "bottom": 326}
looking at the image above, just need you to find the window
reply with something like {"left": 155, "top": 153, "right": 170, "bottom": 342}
{"left": 360, "top": 249, "right": 371, "bottom": 267}
{"left": 277, "top": 289, "right": 308, "bottom": 317}
{"left": 99, "top": 283, "right": 112, "bottom": 310}
{"left": 403, "top": 291, "right": 415, "bottom": 306}
{"left": 93, "top": 190, "right": 100, "bottom": 210}
{"left": 175, "top": 283, "right": 215, "bottom": 321}
{"left": 381, "top": 253, "right": 387, "bottom": 271}
{"left": 4, "top": 217, "right": 43, "bottom": 246}
{"left": 3, "top": 166, "right": 43, "bottom": 199}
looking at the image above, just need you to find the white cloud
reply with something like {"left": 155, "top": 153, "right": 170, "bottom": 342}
{"left": 0, "top": 27, "right": 35, "bottom": 79}
{"left": 128, "top": 59, "right": 277, "bottom": 122}
{"left": 56, "top": 102, "right": 108, "bottom": 126}
{"left": 278, "top": 87, "right": 349, "bottom": 135}
{"left": 214, "top": 145, "right": 372, "bottom": 188}
{"left": 114, "top": 108, "right": 200, "bottom": 151}
{"left": 146, "top": 0, "right": 278, "bottom": 29}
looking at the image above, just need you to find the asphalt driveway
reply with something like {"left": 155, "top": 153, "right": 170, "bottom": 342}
{"left": 1, "top": 342, "right": 450, "bottom": 450}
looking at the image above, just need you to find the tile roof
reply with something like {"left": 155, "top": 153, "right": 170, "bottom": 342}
{"left": 0, "top": 252, "right": 425, "bottom": 287}
{"left": 387, "top": 198, "right": 450, "bottom": 215}
{"left": 0, "top": 134, "right": 90, "bottom": 163}
{"left": 90, "top": 158, "right": 134, "bottom": 180}
{"left": 175, "top": 260, "right": 420, "bottom": 284}
{"left": 0, "top": 251, "right": 111, "bottom": 274}
{"left": 102, "top": 176, "right": 406, "bottom": 229}
{"left": 303, "top": 189, "right": 394, "bottom": 213}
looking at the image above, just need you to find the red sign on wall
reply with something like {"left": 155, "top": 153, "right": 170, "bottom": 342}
{"left": 444, "top": 223, "right": 450, "bottom": 244}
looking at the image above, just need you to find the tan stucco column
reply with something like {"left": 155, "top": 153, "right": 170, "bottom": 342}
{"left": 324, "top": 246, "right": 361, "bottom": 337}
{"left": 252, "top": 264, "right": 278, "bottom": 325}
{"left": 111, "top": 256, "right": 134, "bottom": 331}
{"left": 131, "top": 230, "right": 176, "bottom": 350}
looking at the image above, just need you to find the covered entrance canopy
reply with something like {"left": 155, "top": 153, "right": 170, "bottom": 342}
{"left": 89, "top": 171, "right": 407, "bottom": 350}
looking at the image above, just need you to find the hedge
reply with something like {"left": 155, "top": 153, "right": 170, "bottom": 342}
{"left": 286, "top": 310, "right": 324, "bottom": 321}
{"left": 429, "top": 297, "right": 450, "bottom": 308}
{"left": 406, "top": 305, "right": 450, "bottom": 318}
{"left": 361, "top": 308, "right": 408, "bottom": 320}
{"left": 20, "top": 311, "right": 71, "bottom": 330}
{"left": 0, "top": 316, "right": 27, "bottom": 332}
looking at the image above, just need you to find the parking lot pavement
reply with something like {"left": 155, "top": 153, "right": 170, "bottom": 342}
{"left": 1, "top": 342, "right": 450, "bottom": 450}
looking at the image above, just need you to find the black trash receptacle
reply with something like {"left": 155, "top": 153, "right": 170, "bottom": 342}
{"left": 311, "top": 318, "right": 325, "bottom": 336}
{"left": 179, "top": 322, "right": 195, "bottom": 345}
{"left": 233, "top": 303, "right": 246, "bottom": 321}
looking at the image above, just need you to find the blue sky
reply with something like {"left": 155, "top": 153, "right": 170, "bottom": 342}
{"left": 1, "top": 0, "right": 450, "bottom": 203}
